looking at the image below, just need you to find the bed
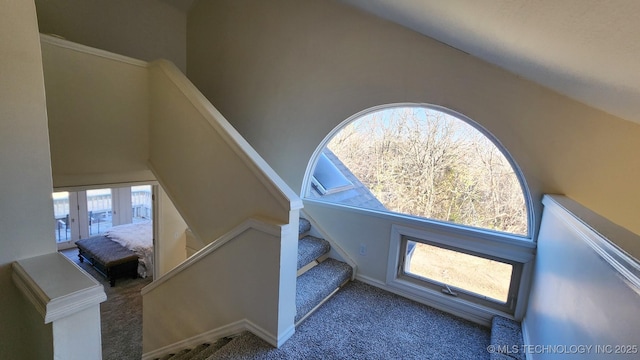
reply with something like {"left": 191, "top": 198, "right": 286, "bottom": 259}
{"left": 76, "top": 222, "right": 153, "bottom": 286}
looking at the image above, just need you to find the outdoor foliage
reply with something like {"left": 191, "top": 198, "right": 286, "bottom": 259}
{"left": 327, "top": 107, "right": 527, "bottom": 235}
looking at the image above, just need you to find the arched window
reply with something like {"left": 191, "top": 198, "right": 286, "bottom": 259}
{"left": 305, "top": 105, "right": 530, "bottom": 237}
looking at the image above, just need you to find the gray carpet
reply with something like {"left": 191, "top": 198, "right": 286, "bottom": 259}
{"left": 61, "top": 250, "right": 491, "bottom": 360}
{"left": 490, "top": 316, "right": 524, "bottom": 360}
{"left": 61, "top": 249, "right": 151, "bottom": 360}
{"left": 295, "top": 259, "right": 352, "bottom": 323}
{"left": 296, "top": 236, "right": 330, "bottom": 270}
{"left": 212, "top": 281, "right": 490, "bottom": 359}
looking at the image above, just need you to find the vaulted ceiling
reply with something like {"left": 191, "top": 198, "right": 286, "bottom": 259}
{"left": 176, "top": 0, "right": 640, "bottom": 125}
{"left": 340, "top": 0, "right": 640, "bottom": 126}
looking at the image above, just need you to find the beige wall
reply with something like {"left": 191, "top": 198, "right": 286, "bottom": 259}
{"left": 41, "top": 37, "right": 155, "bottom": 189}
{"left": 157, "top": 187, "right": 188, "bottom": 276}
{"left": 35, "top": 0, "right": 188, "bottom": 72}
{"left": 148, "top": 61, "right": 295, "bottom": 244}
{"left": 187, "top": 0, "right": 640, "bottom": 245}
{"left": 0, "top": 0, "right": 56, "bottom": 357}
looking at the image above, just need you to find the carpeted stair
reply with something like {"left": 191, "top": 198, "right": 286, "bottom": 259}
{"left": 297, "top": 235, "right": 330, "bottom": 271}
{"left": 154, "top": 338, "right": 232, "bottom": 360}
{"left": 295, "top": 217, "right": 352, "bottom": 326}
{"left": 295, "top": 258, "right": 352, "bottom": 324}
{"left": 153, "top": 217, "right": 352, "bottom": 360}
{"left": 490, "top": 315, "right": 525, "bottom": 360}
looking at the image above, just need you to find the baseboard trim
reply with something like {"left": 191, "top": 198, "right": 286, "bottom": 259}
{"left": 142, "top": 319, "right": 295, "bottom": 360}
{"left": 142, "top": 320, "right": 246, "bottom": 360}
{"left": 256, "top": 321, "right": 295, "bottom": 348}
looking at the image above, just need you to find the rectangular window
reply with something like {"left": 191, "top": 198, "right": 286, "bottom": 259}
{"left": 399, "top": 236, "right": 522, "bottom": 313}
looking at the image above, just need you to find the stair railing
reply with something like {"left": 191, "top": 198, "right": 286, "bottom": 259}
{"left": 141, "top": 217, "right": 299, "bottom": 357}
{"left": 145, "top": 60, "right": 302, "bottom": 354}
{"left": 41, "top": 35, "right": 303, "bottom": 355}
{"left": 148, "top": 59, "right": 302, "bottom": 243}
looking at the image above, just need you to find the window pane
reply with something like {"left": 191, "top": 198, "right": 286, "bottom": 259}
{"left": 405, "top": 241, "right": 512, "bottom": 303}
{"left": 312, "top": 153, "right": 354, "bottom": 195}
{"left": 309, "top": 106, "right": 528, "bottom": 236}
{"left": 132, "top": 185, "right": 152, "bottom": 223}
{"left": 53, "top": 191, "right": 70, "bottom": 242}
{"left": 87, "top": 188, "right": 113, "bottom": 236}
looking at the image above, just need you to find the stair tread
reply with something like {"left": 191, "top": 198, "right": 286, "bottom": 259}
{"left": 295, "top": 258, "right": 352, "bottom": 323}
{"left": 188, "top": 338, "right": 232, "bottom": 360}
{"left": 164, "top": 348, "right": 190, "bottom": 359}
{"left": 297, "top": 235, "right": 331, "bottom": 270}
{"left": 299, "top": 217, "right": 311, "bottom": 236}
{"left": 155, "top": 217, "right": 350, "bottom": 359}
{"left": 169, "top": 343, "right": 209, "bottom": 360}
{"left": 205, "top": 332, "right": 262, "bottom": 360}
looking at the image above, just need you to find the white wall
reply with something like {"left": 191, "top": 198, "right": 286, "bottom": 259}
{"left": 187, "top": 0, "right": 640, "bottom": 247}
{"left": 0, "top": 0, "right": 56, "bottom": 357}
{"left": 524, "top": 196, "right": 639, "bottom": 359}
{"left": 35, "top": 0, "right": 187, "bottom": 72}
{"left": 41, "top": 36, "right": 155, "bottom": 189}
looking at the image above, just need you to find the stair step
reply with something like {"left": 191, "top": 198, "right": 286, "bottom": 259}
{"left": 295, "top": 258, "right": 352, "bottom": 324}
{"left": 153, "top": 217, "right": 351, "bottom": 359}
{"left": 297, "top": 235, "right": 330, "bottom": 271}
{"left": 207, "top": 331, "right": 272, "bottom": 359}
{"left": 167, "top": 343, "right": 208, "bottom": 360}
{"left": 299, "top": 217, "right": 311, "bottom": 237}
{"left": 158, "top": 337, "right": 231, "bottom": 360}
{"left": 490, "top": 316, "right": 525, "bottom": 360}
{"left": 159, "top": 348, "right": 189, "bottom": 360}
{"left": 181, "top": 338, "right": 231, "bottom": 360}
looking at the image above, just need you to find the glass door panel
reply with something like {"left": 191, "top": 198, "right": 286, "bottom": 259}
{"left": 132, "top": 185, "right": 152, "bottom": 223}
{"left": 86, "top": 188, "right": 114, "bottom": 236}
{"left": 53, "top": 191, "right": 71, "bottom": 243}
{"left": 54, "top": 191, "right": 81, "bottom": 250}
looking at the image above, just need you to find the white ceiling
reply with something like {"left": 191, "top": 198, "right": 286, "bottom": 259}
{"left": 340, "top": 0, "right": 640, "bottom": 125}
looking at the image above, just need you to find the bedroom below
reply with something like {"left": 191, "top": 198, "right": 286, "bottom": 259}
{"left": 53, "top": 184, "right": 155, "bottom": 285}
{"left": 53, "top": 185, "right": 153, "bottom": 249}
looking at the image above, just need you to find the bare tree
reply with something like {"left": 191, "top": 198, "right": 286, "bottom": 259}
{"left": 327, "top": 107, "right": 527, "bottom": 235}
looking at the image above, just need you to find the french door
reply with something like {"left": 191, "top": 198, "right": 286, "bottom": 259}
{"left": 53, "top": 185, "right": 153, "bottom": 250}
{"left": 53, "top": 191, "right": 89, "bottom": 250}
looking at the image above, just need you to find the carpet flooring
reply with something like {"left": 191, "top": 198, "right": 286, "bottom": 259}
{"left": 61, "top": 250, "right": 490, "bottom": 359}
{"left": 61, "top": 249, "right": 151, "bottom": 360}
{"left": 212, "top": 281, "right": 490, "bottom": 360}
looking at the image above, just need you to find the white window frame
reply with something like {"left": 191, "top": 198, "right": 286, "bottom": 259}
{"left": 386, "top": 223, "right": 535, "bottom": 322}
{"left": 311, "top": 152, "right": 354, "bottom": 195}
{"left": 399, "top": 236, "right": 522, "bottom": 313}
{"left": 302, "top": 103, "right": 536, "bottom": 239}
